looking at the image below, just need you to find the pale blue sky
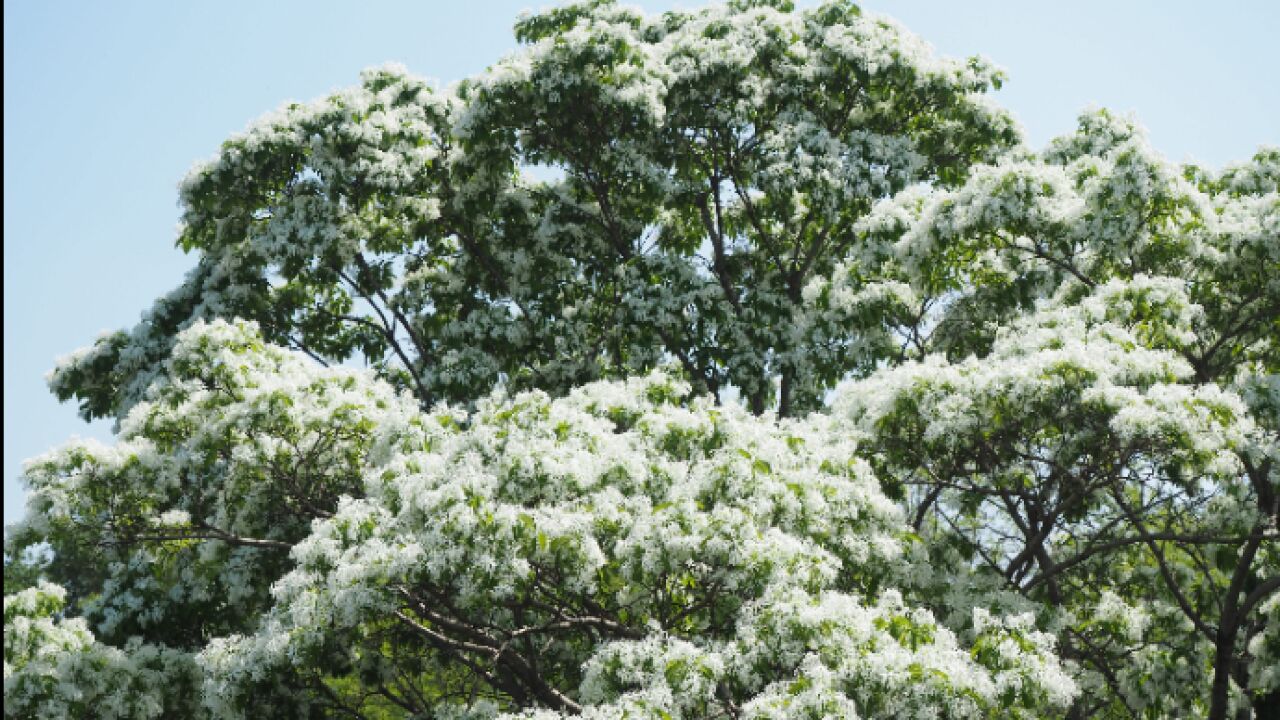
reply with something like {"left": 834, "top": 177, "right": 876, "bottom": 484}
{"left": 5, "top": 1, "right": 1278, "bottom": 525}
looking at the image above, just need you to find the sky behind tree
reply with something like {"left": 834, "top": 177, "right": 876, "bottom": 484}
{"left": 5, "top": 0, "right": 1277, "bottom": 525}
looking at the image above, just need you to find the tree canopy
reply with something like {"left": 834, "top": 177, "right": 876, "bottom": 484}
{"left": 6, "top": 1, "right": 1277, "bottom": 719}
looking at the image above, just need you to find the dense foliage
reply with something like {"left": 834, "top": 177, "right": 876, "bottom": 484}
{"left": 6, "top": 1, "right": 1276, "bottom": 718}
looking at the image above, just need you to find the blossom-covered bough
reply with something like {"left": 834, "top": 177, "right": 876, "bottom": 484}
{"left": 9, "top": 320, "right": 1074, "bottom": 718}
{"left": 5, "top": 1, "right": 1277, "bottom": 718}
{"left": 821, "top": 109, "right": 1279, "bottom": 718}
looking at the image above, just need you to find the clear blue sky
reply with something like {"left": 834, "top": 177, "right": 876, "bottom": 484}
{"left": 5, "top": 1, "right": 1278, "bottom": 526}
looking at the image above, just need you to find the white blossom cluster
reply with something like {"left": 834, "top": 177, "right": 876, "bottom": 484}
{"left": 17, "top": 318, "right": 430, "bottom": 647}
{"left": 13, "top": 320, "right": 1079, "bottom": 717}
{"left": 4, "top": 582, "right": 200, "bottom": 719}
{"left": 822, "top": 111, "right": 1278, "bottom": 715}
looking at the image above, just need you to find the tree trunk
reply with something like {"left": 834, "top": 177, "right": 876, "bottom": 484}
{"left": 1255, "top": 688, "right": 1280, "bottom": 718}
{"left": 778, "top": 369, "right": 793, "bottom": 419}
{"left": 1208, "top": 631, "right": 1236, "bottom": 720}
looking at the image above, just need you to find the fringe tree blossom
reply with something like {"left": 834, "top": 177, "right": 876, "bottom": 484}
{"left": 4, "top": 583, "right": 200, "bottom": 719}
{"left": 16, "top": 321, "right": 1073, "bottom": 718}
{"left": 831, "top": 115, "right": 1278, "bottom": 718}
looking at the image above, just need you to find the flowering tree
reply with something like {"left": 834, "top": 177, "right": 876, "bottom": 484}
{"left": 828, "top": 111, "right": 1278, "bottom": 718}
{"left": 5, "top": 1, "right": 1276, "bottom": 719}
{"left": 46, "top": 0, "right": 1015, "bottom": 422}
{"left": 8, "top": 319, "right": 1074, "bottom": 718}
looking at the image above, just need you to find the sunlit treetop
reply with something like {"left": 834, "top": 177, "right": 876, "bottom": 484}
{"left": 50, "top": 0, "right": 1018, "bottom": 422}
